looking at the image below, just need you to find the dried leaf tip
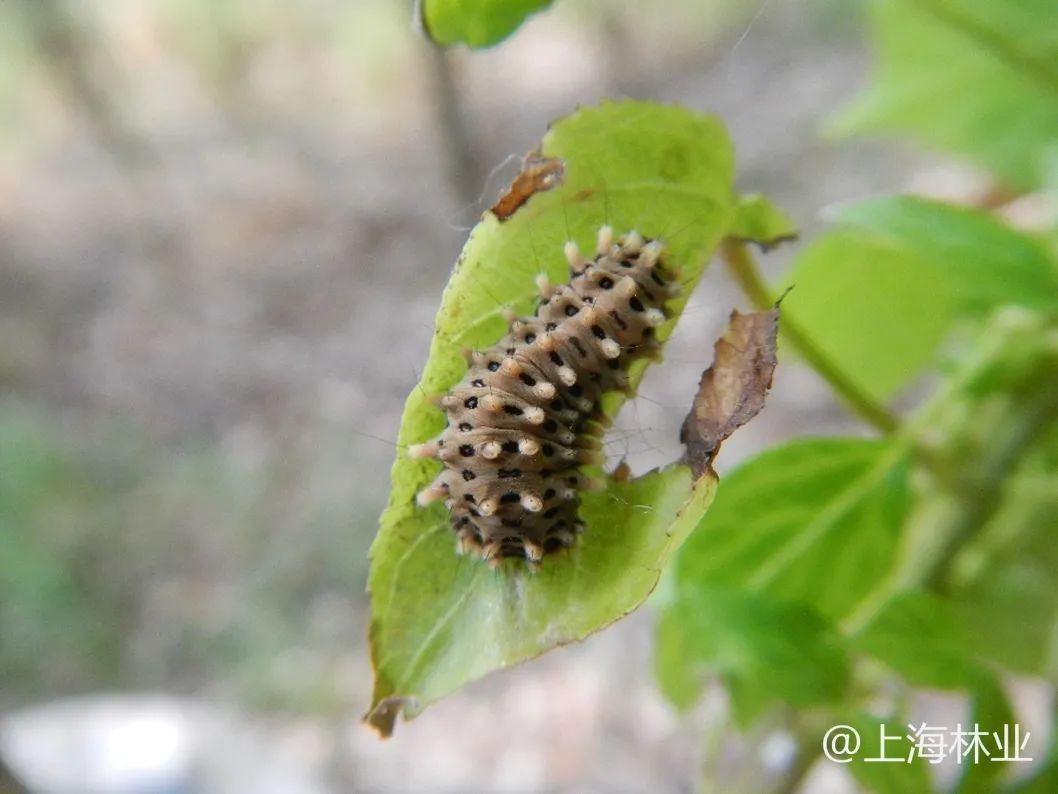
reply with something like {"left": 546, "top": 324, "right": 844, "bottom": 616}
{"left": 680, "top": 308, "right": 780, "bottom": 479}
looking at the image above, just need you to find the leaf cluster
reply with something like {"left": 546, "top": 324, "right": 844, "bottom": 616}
{"left": 371, "top": 5, "right": 1058, "bottom": 793}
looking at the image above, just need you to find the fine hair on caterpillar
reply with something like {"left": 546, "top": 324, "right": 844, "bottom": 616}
{"left": 410, "top": 224, "right": 683, "bottom": 570}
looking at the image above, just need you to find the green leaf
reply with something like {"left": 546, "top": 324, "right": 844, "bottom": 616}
{"left": 421, "top": 0, "right": 554, "bottom": 48}
{"left": 654, "top": 597, "right": 706, "bottom": 712}
{"left": 843, "top": 712, "right": 933, "bottom": 794}
{"left": 832, "top": 0, "right": 1058, "bottom": 189}
{"left": 891, "top": 315, "right": 1058, "bottom": 681}
{"left": 946, "top": 560, "right": 1058, "bottom": 680}
{"left": 956, "top": 683, "right": 1018, "bottom": 794}
{"left": 367, "top": 100, "right": 745, "bottom": 735}
{"left": 853, "top": 592, "right": 1002, "bottom": 691}
{"left": 779, "top": 197, "right": 1058, "bottom": 401}
{"left": 370, "top": 466, "right": 716, "bottom": 735}
{"left": 1004, "top": 742, "right": 1058, "bottom": 794}
{"left": 658, "top": 586, "right": 849, "bottom": 724}
{"left": 779, "top": 230, "right": 958, "bottom": 400}
{"left": 729, "top": 193, "right": 798, "bottom": 249}
{"left": 836, "top": 197, "right": 1058, "bottom": 313}
{"left": 673, "top": 438, "right": 911, "bottom": 622}
{"left": 655, "top": 437, "right": 909, "bottom": 720}
{"left": 939, "top": 436, "right": 1058, "bottom": 679}
{"left": 851, "top": 592, "right": 1019, "bottom": 793}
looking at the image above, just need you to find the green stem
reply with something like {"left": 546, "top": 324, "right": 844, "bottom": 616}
{"left": 845, "top": 329, "right": 1058, "bottom": 632}
{"left": 720, "top": 238, "right": 900, "bottom": 435}
{"left": 924, "top": 391, "right": 1057, "bottom": 591}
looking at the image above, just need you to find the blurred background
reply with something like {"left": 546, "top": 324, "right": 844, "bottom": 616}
{"left": 0, "top": 0, "right": 966, "bottom": 791}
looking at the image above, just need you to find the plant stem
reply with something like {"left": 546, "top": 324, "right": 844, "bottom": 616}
{"left": 426, "top": 42, "right": 483, "bottom": 210}
{"left": 923, "top": 390, "right": 1058, "bottom": 591}
{"left": 769, "top": 320, "right": 1058, "bottom": 792}
{"left": 720, "top": 238, "right": 900, "bottom": 435}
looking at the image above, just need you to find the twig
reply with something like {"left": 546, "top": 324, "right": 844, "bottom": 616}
{"left": 425, "top": 42, "right": 482, "bottom": 209}
{"left": 773, "top": 327, "right": 1058, "bottom": 792}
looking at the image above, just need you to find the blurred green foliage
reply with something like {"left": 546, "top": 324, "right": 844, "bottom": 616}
{"left": 662, "top": 308, "right": 1058, "bottom": 792}
{"left": 654, "top": 1, "right": 1058, "bottom": 791}
{"left": 421, "top": 0, "right": 555, "bottom": 47}
{"left": 416, "top": 0, "right": 1058, "bottom": 790}
{"left": 2, "top": 0, "right": 1057, "bottom": 789}
{"left": 831, "top": 0, "right": 1058, "bottom": 190}
{"left": 0, "top": 403, "right": 124, "bottom": 692}
{"left": 779, "top": 230, "right": 958, "bottom": 400}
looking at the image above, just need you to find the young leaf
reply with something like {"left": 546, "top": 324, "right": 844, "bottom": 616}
{"left": 775, "top": 196, "right": 1058, "bottom": 404}
{"left": 421, "top": 0, "right": 554, "bottom": 48}
{"left": 657, "top": 585, "right": 849, "bottom": 724}
{"left": 831, "top": 0, "right": 1058, "bottom": 189}
{"left": 778, "top": 231, "right": 958, "bottom": 400}
{"left": 842, "top": 712, "right": 933, "bottom": 794}
{"left": 367, "top": 100, "right": 750, "bottom": 736}
{"left": 729, "top": 193, "right": 798, "bottom": 250}
{"left": 836, "top": 197, "right": 1058, "bottom": 313}
{"left": 671, "top": 437, "right": 911, "bottom": 623}
{"left": 851, "top": 592, "right": 1019, "bottom": 792}
{"left": 914, "top": 422, "right": 1058, "bottom": 680}
{"left": 890, "top": 311, "right": 1058, "bottom": 680}
{"left": 852, "top": 591, "right": 1004, "bottom": 691}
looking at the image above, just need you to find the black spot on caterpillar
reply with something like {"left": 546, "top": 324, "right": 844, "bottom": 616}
{"left": 410, "top": 226, "right": 681, "bottom": 569}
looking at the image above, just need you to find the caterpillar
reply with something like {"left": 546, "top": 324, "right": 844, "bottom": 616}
{"left": 410, "top": 226, "right": 681, "bottom": 569}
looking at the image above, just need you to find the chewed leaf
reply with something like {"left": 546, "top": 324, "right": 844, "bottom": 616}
{"left": 366, "top": 100, "right": 764, "bottom": 736}
{"left": 680, "top": 308, "right": 779, "bottom": 478}
{"left": 367, "top": 466, "right": 716, "bottom": 737}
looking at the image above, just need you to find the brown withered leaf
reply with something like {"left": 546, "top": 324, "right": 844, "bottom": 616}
{"left": 680, "top": 308, "right": 779, "bottom": 478}
{"left": 490, "top": 151, "right": 565, "bottom": 220}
